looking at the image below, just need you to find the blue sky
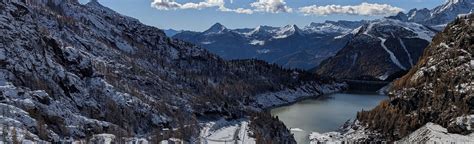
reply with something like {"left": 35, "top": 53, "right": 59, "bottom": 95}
{"left": 79, "top": 0, "right": 445, "bottom": 31}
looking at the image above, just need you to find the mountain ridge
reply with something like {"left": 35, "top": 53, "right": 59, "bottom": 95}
{"left": 316, "top": 18, "right": 437, "bottom": 81}
{"left": 173, "top": 20, "right": 366, "bottom": 69}
{"left": 0, "top": 0, "right": 345, "bottom": 143}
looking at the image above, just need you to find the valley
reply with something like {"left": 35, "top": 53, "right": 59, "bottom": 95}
{"left": 0, "top": 0, "right": 472, "bottom": 143}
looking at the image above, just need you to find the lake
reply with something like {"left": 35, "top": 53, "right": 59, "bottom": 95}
{"left": 270, "top": 92, "right": 387, "bottom": 144}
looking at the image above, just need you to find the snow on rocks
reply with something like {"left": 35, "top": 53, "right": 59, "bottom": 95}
{"left": 90, "top": 134, "right": 116, "bottom": 144}
{"left": 200, "top": 119, "right": 256, "bottom": 144}
{"left": 255, "top": 82, "right": 347, "bottom": 108}
{"left": 0, "top": 0, "right": 348, "bottom": 143}
{"left": 397, "top": 123, "right": 474, "bottom": 143}
{"left": 449, "top": 115, "right": 474, "bottom": 133}
{"left": 309, "top": 120, "right": 376, "bottom": 144}
{"left": 249, "top": 40, "right": 265, "bottom": 46}
{"left": 362, "top": 18, "right": 436, "bottom": 41}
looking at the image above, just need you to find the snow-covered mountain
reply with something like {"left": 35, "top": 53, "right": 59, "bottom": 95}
{"left": 173, "top": 21, "right": 365, "bottom": 69}
{"left": 0, "top": 0, "right": 347, "bottom": 143}
{"left": 389, "top": 0, "right": 473, "bottom": 30}
{"left": 316, "top": 19, "right": 437, "bottom": 81}
{"left": 311, "top": 14, "right": 474, "bottom": 143}
{"left": 316, "top": 0, "right": 472, "bottom": 81}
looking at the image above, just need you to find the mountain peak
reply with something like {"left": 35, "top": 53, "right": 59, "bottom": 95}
{"left": 210, "top": 23, "right": 226, "bottom": 29}
{"left": 89, "top": 0, "right": 100, "bottom": 4}
{"left": 282, "top": 24, "right": 302, "bottom": 32}
{"left": 387, "top": 0, "right": 472, "bottom": 27}
{"left": 203, "top": 23, "right": 228, "bottom": 34}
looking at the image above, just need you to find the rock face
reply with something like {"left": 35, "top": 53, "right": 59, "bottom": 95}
{"left": 309, "top": 13, "right": 473, "bottom": 144}
{"left": 357, "top": 14, "right": 473, "bottom": 140}
{"left": 0, "top": 0, "right": 345, "bottom": 143}
{"left": 316, "top": 19, "right": 436, "bottom": 81}
{"left": 173, "top": 21, "right": 365, "bottom": 69}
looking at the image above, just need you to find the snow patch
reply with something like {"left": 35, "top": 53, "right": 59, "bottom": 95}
{"left": 249, "top": 40, "right": 265, "bottom": 46}
{"left": 256, "top": 49, "right": 270, "bottom": 54}
{"left": 201, "top": 41, "right": 214, "bottom": 44}
{"left": 290, "top": 128, "right": 305, "bottom": 132}
{"left": 399, "top": 38, "right": 414, "bottom": 66}
{"left": 378, "top": 37, "right": 407, "bottom": 70}
{"left": 200, "top": 120, "right": 255, "bottom": 144}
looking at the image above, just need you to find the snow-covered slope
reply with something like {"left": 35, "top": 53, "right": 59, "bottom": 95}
{"left": 311, "top": 14, "right": 474, "bottom": 143}
{"left": 316, "top": 18, "right": 436, "bottom": 81}
{"left": 0, "top": 0, "right": 346, "bottom": 143}
{"left": 173, "top": 21, "right": 365, "bottom": 69}
{"left": 389, "top": 0, "right": 473, "bottom": 29}
{"left": 356, "top": 14, "right": 474, "bottom": 140}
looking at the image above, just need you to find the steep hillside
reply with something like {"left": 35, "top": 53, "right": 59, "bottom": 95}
{"left": 310, "top": 13, "right": 473, "bottom": 143}
{"left": 173, "top": 21, "right": 365, "bottom": 69}
{"left": 316, "top": 19, "right": 436, "bottom": 81}
{"left": 0, "top": 0, "right": 345, "bottom": 143}
{"left": 357, "top": 14, "right": 473, "bottom": 140}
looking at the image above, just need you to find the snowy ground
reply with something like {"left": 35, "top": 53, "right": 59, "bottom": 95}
{"left": 309, "top": 122, "right": 474, "bottom": 144}
{"left": 255, "top": 82, "right": 347, "bottom": 108}
{"left": 200, "top": 119, "right": 255, "bottom": 144}
{"left": 397, "top": 123, "right": 474, "bottom": 143}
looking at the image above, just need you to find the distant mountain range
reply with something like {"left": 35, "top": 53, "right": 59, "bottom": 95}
{"left": 162, "top": 29, "right": 182, "bottom": 37}
{"left": 171, "top": 0, "right": 472, "bottom": 75}
{"left": 316, "top": 0, "right": 472, "bottom": 81}
{"left": 388, "top": 0, "right": 473, "bottom": 30}
{"left": 173, "top": 21, "right": 365, "bottom": 69}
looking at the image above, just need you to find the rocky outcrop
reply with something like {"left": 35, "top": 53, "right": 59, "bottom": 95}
{"left": 397, "top": 122, "right": 474, "bottom": 143}
{"left": 356, "top": 14, "right": 473, "bottom": 140}
{"left": 310, "top": 13, "right": 473, "bottom": 143}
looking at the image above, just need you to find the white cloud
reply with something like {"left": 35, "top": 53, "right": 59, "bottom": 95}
{"left": 250, "top": 0, "right": 292, "bottom": 13}
{"left": 298, "top": 2, "right": 404, "bottom": 16}
{"left": 151, "top": 0, "right": 182, "bottom": 10}
{"left": 180, "top": 0, "right": 224, "bottom": 9}
{"left": 219, "top": 7, "right": 254, "bottom": 14}
{"left": 151, "top": 0, "right": 223, "bottom": 10}
{"left": 151, "top": 0, "right": 253, "bottom": 14}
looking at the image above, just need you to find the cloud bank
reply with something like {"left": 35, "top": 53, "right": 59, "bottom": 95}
{"left": 250, "top": 0, "right": 292, "bottom": 13}
{"left": 151, "top": 1, "right": 403, "bottom": 16}
{"left": 298, "top": 2, "right": 404, "bottom": 16}
{"left": 151, "top": 0, "right": 253, "bottom": 14}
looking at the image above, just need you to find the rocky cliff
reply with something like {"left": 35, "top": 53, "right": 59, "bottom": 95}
{"left": 356, "top": 14, "right": 473, "bottom": 141}
{"left": 310, "top": 13, "right": 473, "bottom": 144}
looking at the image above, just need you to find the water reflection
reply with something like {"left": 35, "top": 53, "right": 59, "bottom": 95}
{"left": 270, "top": 92, "right": 387, "bottom": 144}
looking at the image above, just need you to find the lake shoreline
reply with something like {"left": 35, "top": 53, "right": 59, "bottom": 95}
{"left": 264, "top": 89, "right": 382, "bottom": 112}
{"left": 270, "top": 92, "right": 388, "bottom": 144}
